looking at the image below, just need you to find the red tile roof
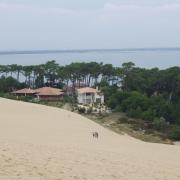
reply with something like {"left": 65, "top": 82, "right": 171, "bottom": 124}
{"left": 12, "top": 88, "right": 35, "bottom": 94}
{"left": 35, "top": 87, "right": 64, "bottom": 96}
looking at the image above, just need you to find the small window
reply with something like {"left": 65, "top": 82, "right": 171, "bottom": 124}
{"left": 86, "top": 93, "right": 91, "bottom": 96}
{"left": 96, "top": 98, "right": 101, "bottom": 103}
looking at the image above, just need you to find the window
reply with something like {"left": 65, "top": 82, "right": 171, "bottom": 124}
{"left": 96, "top": 98, "right": 101, "bottom": 103}
{"left": 86, "top": 93, "right": 91, "bottom": 96}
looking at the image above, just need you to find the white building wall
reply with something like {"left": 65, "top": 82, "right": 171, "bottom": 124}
{"left": 77, "top": 92, "right": 104, "bottom": 104}
{"left": 77, "top": 93, "right": 93, "bottom": 104}
{"left": 101, "top": 95, "right": 104, "bottom": 104}
{"left": 94, "top": 93, "right": 104, "bottom": 104}
{"left": 77, "top": 93, "right": 84, "bottom": 104}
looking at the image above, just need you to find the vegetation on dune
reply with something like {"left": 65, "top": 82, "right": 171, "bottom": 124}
{"left": 0, "top": 60, "right": 180, "bottom": 140}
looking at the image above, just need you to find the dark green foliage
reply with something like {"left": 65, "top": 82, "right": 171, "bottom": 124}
{"left": 87, "top": 107, "right": 93, "bottom": 114}
{"left": 19, "top": 96, "right": 34, "bottom": 102}
{"left": 62, "top": 95, "right": 73, "bottom": 103}
{"left": 141, "top": 109, "right": 154, "bottom": 122}
{"left": 78, "top": 107, "right": 86, "bottom": 114}
{"left": 108, "top": 91, "right": 180, "bottom": 125}
{"left": 153, "top": 117, "right": 168, "bottom": 130}
{"left": 170, "top": 128, "right": 180, "bottom": 140}
{"left": 0, "top": 76, "right": 24, "bottom": 93}
{"left": 127, "top": 106, "right": 143, "bottom": 119}
{"left": 108, "top": 91, "right": 129, "bottom": 110}
{"left": 0, "top": 92, "right": 17, "bottom": 100}
{"left": 0, "top": 93, "right": 33, "bottom": 102}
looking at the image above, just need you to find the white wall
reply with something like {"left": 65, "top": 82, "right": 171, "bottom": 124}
{"left": 77, "top": 92, "right": 104, "bottom": 104}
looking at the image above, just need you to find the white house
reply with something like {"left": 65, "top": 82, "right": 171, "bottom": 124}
{"left": 76, "top": 87, "right": 104, "bottom": 105}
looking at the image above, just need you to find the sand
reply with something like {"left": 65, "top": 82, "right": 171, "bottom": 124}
{"left": 0, "top": 98, "right": 180, "bottom": 180}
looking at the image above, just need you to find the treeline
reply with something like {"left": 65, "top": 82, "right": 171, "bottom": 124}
{"left": 1, "top": 61, "right": 179, "bottom": 98}
{"left": 0, "top": 61, "right": 180, "bottom": 135}
{"left": 0, "top": 60, "right": 180, "bottom": 99}
{"left": 0, "top": 60, "right": 120, "bottom": 90}
{"left": 0, "top": 60, "right": 180, "bottom": 103}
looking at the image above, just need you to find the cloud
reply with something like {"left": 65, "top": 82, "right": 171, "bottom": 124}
{"left": 100, "top": 2, "right": 180, "bottom": 17}
{"left": 0, "top": 2, "right": 75, "bottom": 15}
{"left": 1, "top": 1, "right": 180, "bottom": 22}
{"left": 0, "top": 1, "right": 180, "bottom": 50}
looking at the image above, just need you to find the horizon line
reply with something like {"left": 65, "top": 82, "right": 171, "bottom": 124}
{"left": 0, "top": 47, "right": 180, "bottom": 55}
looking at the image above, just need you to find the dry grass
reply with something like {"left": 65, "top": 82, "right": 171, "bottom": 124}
{"left": 84, "top": 112, "right": 173, "bottom": 144}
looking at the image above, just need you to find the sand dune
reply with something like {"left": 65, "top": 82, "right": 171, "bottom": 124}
{"left": 0, "top": 98, "right": 180, "bottom": 180}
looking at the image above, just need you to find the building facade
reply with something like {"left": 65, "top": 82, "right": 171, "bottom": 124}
{"left": 76, "top": 87, "right": 104, "bottom": 105}
{"left": 12, "top": 87, "right": 64, "bottom": 101}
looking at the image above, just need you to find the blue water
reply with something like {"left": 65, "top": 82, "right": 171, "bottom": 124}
{"left": 0, "top": 49, "right": 180, "bottom": 69}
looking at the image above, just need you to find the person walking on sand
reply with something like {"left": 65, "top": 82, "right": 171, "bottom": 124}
{"left": 93, "top": 131, "right": 99, "bottom": 139}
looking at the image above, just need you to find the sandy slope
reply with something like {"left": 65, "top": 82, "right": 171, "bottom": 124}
{"left": 0, "top": 98, "right": 180, "bottom": 180}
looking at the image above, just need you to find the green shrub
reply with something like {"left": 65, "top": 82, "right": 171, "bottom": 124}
{"left": 0, "top": 93, "right": 17, "bottom": 100}
{"left": 107, "top": 91, "right": 129, "bottom": 110}
{"left": 107, "top": 90, "right": 180, "bottom": 125}
{"left": 127, "top": 106, "right": 142, "bottom": 119}
{"left": 115, "top": 105, "right": 122, "bottom": 112}
{"left": 170, "top": 128, "right": 180, "bottom": 140}
{"left": 141, "top": 108, "right": 154, "bottom": 121}
{"left": 0, "top": 76, "right": 25, "bottom": 93}
{"left": 153, "top": 117, "right": 168, "bottom": 130}
{"left": 78, "top": 107, "right": 86, "bottom": 114}
{"left": 87, "top": 107, "right": 93, "bottom": 114}
{"left": 63, "top": 95, "right": 73, "bottom": 103}
{"left": 19, "top": 96, "right": 34, "bottom": 102}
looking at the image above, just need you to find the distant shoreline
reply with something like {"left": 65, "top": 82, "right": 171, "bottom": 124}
{"left": 0, "top": 48, "right": 180, "bottom": 56}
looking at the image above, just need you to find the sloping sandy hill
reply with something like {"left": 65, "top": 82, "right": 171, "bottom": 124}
{"left": 0, "top": 98, "right": 180, "bottom": 180}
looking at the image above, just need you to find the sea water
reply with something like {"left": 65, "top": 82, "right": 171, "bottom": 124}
{"left": 0, "top": 49, "right": 180, "bottom": 69}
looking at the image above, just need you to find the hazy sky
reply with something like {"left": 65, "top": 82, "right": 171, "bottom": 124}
{"left": 0, "top": 0, "right": 180, "bottom": 50}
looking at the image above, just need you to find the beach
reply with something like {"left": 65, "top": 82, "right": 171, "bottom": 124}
{"left": 0, "top": 98, "right": 180, "bottom": 180}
